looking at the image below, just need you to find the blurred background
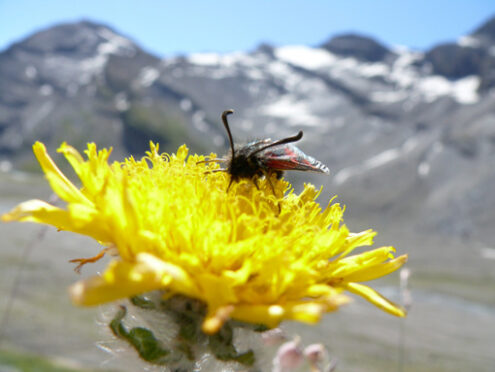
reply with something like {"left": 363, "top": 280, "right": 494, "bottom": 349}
{"left": 1, "top": 1, "right": 495, "bottom": 371}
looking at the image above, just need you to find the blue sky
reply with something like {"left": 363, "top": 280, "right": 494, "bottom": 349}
{"left": 1, "top": 1, "right": 494, "bottom": 56}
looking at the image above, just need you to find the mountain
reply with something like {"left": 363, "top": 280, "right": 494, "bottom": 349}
{"left": 0, "top": 21, "right": 214, "bottom": 167}
{"left": 1, "top": 17, "right": 495, "bottom": 242}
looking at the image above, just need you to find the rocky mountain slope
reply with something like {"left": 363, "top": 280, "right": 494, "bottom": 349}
{"left": 1, "top": 16, "right": 495, "bottom": 242}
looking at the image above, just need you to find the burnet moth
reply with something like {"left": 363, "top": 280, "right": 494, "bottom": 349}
{"left": 201, "top": 110, "right": 330, "bottom": 194}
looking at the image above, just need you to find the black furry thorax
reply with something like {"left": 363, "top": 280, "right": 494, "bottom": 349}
{"left": 227, "top": 147, "right": 264, "bottom": 181}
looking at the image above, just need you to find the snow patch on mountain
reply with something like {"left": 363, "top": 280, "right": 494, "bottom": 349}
{"left": 417, "top": 75, "right": 480, "bottom": 104}
{"left": 457, "top": 36, "right": 482, "bottom": 48}
{"left": 259, "top": 96, "right": 322, "bottom": 127}
{"left": 188, "top": 53, "right": 223, "bottom": 66}
{"left": 78, "top": 27, "right": 137, "bottom": 85}
{"left": 334, "top": 136, "right": 420, "bottom": 185}
{"left": 137, "top": 66, "right": 160, "bottom": 87}
{"left": 188, "top": 51, "right": 255, "bottom": 68}
{"left": 274, "top": 45, "right": 480, "bottom": 105}
{"left": 274, "top": 45, "right": 337, "bottom": 69}
{"left": 97, "top": 28, "right": 136, "bottom": 56}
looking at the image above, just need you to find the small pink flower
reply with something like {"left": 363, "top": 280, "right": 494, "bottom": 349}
{"left": 304, "top": 343, "right": 327, "bottom": 365}
{"left": 273, "top": 339, "right": 303, "bottom": 372}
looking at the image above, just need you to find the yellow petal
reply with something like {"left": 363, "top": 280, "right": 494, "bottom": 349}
{"left": 342, "top": 254, "right": 408, "bottom": 283}
{"left": 1, "top": 199, "right": 67, "bottom": 225}
{"left": 32, "top": 142, "right": 90, "bottom": 204}
{"left": 70, "top": 253, "right": 200, "bottom": 306}
{"left": 57, "top": 142, "right": 86, "bottom": 178}
{"left": 230, "top": 304, "right": 287, "bottom": 329}
{"left": 337, "top": 229, "right": 376, "bottom": 257}
{"left": 71, "top": 261, "right": 158, "bottom": 306}
{"left": 331, "top": 246, "right": 397, "bottom": 278}
{"left": 137, "top": 253, "right": 200, "bottom": 298}
{"left": 1, "top": 198, "right": 113, "bottom": 242}
{"left": 230, "top": 295, "right": 351, "bottom": 331}
{"left": 344, "top": 282, "right": 406, "bottom": 317}
{"left": 202, "top": 305, "right": 235, "bottom": 334}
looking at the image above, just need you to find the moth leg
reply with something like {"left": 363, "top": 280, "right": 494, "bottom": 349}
{"left": 199, "top": 159, "right": 227, "bottom": 175}
{"left": 196, "top": 158, "right": 227, "bottom": 164}
{"left": 253, "top": 177, "right": 260, "bottom": 190}
{"left": 205, "top": 168, "right": 227, "bottom": 174}
{"left": 265, "top": 174, "right": 276, "bottom": 195}
{"left": 264, "top": 172, "right": 281, "bottom": 213}
{"left": 226, "top": 177, "right": 234, "bottom": 192}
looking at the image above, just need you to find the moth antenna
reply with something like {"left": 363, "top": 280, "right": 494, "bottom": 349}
{"left": 249, "top": 131, "right": 303, "bottom": 156}
{"left": 227, "top": 178, "right": 234, "bottom": 192}
{"left": 222, "top": 110, "right": 236, "bottom": 156}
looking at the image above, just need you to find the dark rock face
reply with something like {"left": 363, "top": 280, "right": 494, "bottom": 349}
{"left": 421, "top": 15, "right": 495, "bottom": 90}
{"left": 472, "top": 15, "right": 495, "bottom": 43}
{"left": 320, "top": 33, "right": 392, "bottom": 62}
{"left": 479, "top": 56, "right": 495, "bottom": 91}
{"left": 424, "top": 43, "right": 486, "bottom": 78}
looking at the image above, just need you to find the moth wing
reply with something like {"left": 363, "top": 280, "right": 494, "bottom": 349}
{"left": 262, "top": 145, "right": 330, "bottom": 174}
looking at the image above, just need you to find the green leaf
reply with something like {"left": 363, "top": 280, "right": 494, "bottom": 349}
{"left": 108, "top": 306, "right": 172, "bottom": 365}
{"left": 127, "top": 327, "right": 170, "bottom": 364}
{"left": 130, "top": 295, "right": 156, "bottom": 309}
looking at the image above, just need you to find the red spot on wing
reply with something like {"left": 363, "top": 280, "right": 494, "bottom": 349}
{"left": 284, "top": 147, "right": 296, "bottom": 156}
{"left": 265, "top": 158, "right": 298, "bottom": 170}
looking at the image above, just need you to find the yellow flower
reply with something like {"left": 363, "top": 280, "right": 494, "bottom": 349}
{"left": 2, "top": 142, "right": 407, "bottom": 334}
